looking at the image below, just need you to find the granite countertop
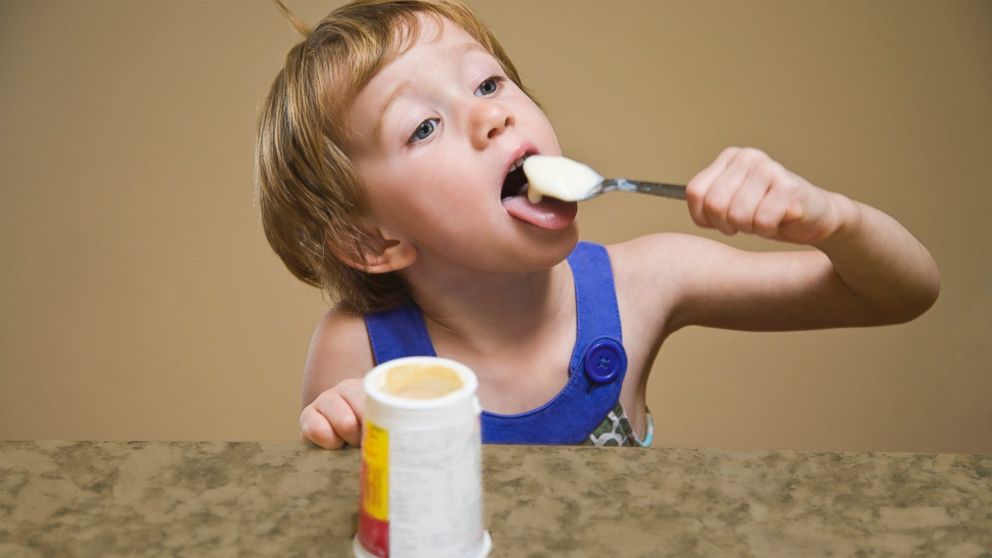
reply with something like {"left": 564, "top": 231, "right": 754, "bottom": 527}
{"left": 1, "top": 441, "right": 989, "bottom": 557}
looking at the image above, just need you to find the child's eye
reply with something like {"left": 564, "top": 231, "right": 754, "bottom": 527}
{"left": 408, "top": 118, "right": 439, "bottom": 143}
{"left": 474, "top": 76, "right": 505, "bottom": 97}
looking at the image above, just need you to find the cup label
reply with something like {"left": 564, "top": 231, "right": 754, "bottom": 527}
{"left": 358, "top": 421, "right": 390, "bottom": 556}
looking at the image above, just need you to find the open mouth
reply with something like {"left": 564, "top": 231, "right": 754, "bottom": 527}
{"left": 499, "top": 150, "right": 578, "bottom": 231}
{"left": 500, "top": 153, "right": 535, "bottom": 200}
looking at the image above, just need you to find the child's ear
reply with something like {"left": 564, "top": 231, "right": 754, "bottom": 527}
{"left": 347, "top": 226, "right": 417, "bottom": 274}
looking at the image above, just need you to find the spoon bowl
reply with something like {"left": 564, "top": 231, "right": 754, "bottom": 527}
{"left": 523, "top": 155, "right": 686, "bottom": 203}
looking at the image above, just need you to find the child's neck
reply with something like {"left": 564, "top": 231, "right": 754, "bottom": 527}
{"left": 406, "top": 260, "right": 574, "bottom": 356}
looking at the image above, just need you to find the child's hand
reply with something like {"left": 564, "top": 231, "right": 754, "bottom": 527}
{"left": 299, "top": 379, "right": 365, "bottom": 449}
{"left": 686, "top": 147, "right": 848, "bottom": 246}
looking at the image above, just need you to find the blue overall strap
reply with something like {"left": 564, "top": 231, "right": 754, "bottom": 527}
{"left": 365, "top": 301, "right": 437, "bottom": 364}
{"left": 481, "top": 241, "right": 627, "bottom": 444}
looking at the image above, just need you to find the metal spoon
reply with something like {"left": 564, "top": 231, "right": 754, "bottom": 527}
{"left": 584, "top": 177, "right": 686, "bottom": 201}
{"left": 523, "top": 155, "right": 686, "bottom": 203}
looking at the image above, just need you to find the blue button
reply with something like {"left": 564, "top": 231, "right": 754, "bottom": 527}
{"left": 583, "top": 337, "right": 627, "bottom": 384}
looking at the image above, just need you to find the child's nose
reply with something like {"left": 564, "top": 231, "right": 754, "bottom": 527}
{"left": 469, "top": 100, "right": 514, "bottom": 149}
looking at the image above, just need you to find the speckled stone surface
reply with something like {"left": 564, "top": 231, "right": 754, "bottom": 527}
{"left": 1, "top": 442, "right": 989, "bottom": 557}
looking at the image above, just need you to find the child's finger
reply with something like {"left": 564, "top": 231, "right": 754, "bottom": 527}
{"left": 686, "top": 147, "right": 738, "bottom": 228}
{"left": 752, "top": 187, "right": 792, "bottom": 239}
{"left": 726, "top": 166, "right": 773, "bottom": 235}
{"left": 316, "top": 392, "right": 363, "bottom": 447}
{"left": 300, "top": 404, "right": 345, "bottom": 449}
{"left": 702, "top": 159, "right": 749, "bottom": 236}
{"left": 336, "top": 379, "right": 367, "bottom": 424}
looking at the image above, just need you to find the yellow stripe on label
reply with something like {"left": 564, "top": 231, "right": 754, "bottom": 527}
{"left": 362, "top": 421, "right": 389, "bottom": 521}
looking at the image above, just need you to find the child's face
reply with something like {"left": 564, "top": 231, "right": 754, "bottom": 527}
{"left": 346, "top": 15, "right": 578, "bottom": 274}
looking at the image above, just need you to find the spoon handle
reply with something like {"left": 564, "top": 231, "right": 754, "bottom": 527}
{"left": 603, "top": 178, "right": 687, "bottom": 200}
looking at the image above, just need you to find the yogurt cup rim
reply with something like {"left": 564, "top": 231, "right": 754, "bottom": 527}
{"left": 364, "top": 356, "right": 478, "bottom": 410}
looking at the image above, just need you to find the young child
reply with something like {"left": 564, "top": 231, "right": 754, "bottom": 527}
{"left": 255, "top": 0, "right": 940, "bottom": 449}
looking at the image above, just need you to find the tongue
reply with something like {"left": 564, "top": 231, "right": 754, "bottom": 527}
{"left": 502, "top": 194, "right": 577, "bottom": 230}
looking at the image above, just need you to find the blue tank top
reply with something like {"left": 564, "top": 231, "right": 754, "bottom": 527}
{"left": 364, "top": 241, "right": 629, "bottom": 444}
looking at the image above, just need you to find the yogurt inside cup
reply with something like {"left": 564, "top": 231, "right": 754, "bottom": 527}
{"left": 381, "top": 363, "right": 463, "bottom": 400}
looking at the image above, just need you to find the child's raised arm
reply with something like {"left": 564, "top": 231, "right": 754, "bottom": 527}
{"left": 621, "top": 147, "right": 940, "bottom": 334}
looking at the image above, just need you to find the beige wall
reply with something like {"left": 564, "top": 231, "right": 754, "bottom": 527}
{"left": 1, "top": 0, "right": 989, "bottom": 453}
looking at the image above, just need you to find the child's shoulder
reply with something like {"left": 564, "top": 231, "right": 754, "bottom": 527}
{"left": 603, "top": 233, "right": 711, "bottom": 333}
{"left": 302, "top": 304, "right": 373, "bottom": 404}
{"left": 605, "top": 232, "right": 730, "bottom": 288}
{"left": 605, "top": 232, "right": 718, "bottom": 264}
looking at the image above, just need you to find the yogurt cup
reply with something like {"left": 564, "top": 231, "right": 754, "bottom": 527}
{"left": 354, "top": 356, "right": 492, "bottom": 558}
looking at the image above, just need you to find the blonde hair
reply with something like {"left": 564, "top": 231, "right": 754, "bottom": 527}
{"left": 255, "top": 0, "right": 527, "bottom": 312}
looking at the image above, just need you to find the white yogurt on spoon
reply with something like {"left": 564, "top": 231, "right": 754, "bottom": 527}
{"left": 523, "top": 155, "right": 603, "bottom": 203}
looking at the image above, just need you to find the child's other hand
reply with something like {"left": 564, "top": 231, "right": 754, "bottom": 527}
{"left": 686, "top": 147, "right": 848, "bottom": 246}
{"left": 300, "top": 379, "right": 365, "bottom": 449}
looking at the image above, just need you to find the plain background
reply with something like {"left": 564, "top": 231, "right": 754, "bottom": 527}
{"left": 1, "top": 0, "right": 989, "bottom": 453}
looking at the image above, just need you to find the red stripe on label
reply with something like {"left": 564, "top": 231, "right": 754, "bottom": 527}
{"left": 357, "top": 509, "right": 389, "bottom": 557}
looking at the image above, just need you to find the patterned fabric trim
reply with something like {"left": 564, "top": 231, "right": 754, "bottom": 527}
{"left": 583, "top": 403, "right": 654, "bottom": 447}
